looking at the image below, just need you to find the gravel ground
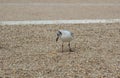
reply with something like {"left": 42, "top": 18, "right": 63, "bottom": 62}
{"left": 0, "top": 23, "right": 120, "bottom": 78}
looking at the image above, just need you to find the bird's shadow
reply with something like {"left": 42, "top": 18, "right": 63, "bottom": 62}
{"left": 57, "top": 48, "right": 76, "bottom": 53}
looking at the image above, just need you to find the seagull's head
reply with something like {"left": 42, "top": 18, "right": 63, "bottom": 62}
{"left": 56, "top": 31, "right": 62, "bottom": 42}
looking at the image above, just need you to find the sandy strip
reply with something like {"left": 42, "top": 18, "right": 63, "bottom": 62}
{"left": 0, "top": 3, "right": 120, "bottom": 6}
{"left": 0, "top": 0, "right": 120, "bottom": 3}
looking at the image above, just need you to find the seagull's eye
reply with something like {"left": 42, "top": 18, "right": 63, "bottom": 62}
{"left": 57, "top": 31, "right": 62, "bottom": 36}
{"left": 59, "top": 31, "right": 62, "bottom": 35}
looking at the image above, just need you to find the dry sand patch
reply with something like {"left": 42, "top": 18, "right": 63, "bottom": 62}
{"left": 0, "top": 23, "right": 120, "bottom": 78}
{"left": 0, "top": 0, "right": 120, "bottom": 3}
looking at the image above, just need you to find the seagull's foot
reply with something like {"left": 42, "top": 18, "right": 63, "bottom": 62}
{"left": 69, "top": 49, "right": 73, "bottom": 52}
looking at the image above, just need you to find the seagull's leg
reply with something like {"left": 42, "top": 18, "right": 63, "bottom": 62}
{"left": 68, "top": 42, "right": 73, "bottom": 52}
{"left": 62, "top": 42, "right": 64, "bottom": 52}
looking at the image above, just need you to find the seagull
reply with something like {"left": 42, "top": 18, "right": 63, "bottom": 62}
{"left": 56, "top": 30, "right": 74, "bottom": 52}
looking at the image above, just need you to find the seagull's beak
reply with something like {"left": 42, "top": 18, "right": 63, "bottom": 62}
{"left": 56, "top": 36, "right": 59, "bottom": 42}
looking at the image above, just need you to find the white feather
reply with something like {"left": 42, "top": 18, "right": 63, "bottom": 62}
{"left": 59, "top": 30, "right": 73, "bottom": 42}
